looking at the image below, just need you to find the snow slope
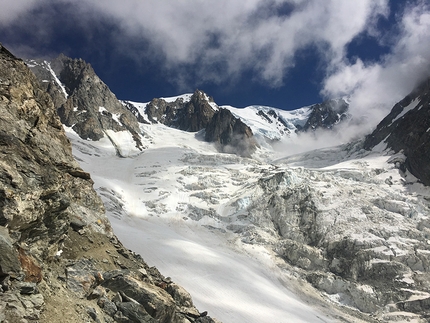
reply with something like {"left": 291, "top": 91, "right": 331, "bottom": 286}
{"left": 65, "top": 119, "right": 430, "bottom": 322}
{"left": 65, "top": 124, "right": 358, "bottom": 322}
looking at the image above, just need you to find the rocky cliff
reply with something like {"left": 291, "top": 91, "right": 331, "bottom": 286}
{"left": 126, "top": 90, "right": 257, "bottom": 156}
{"left": 28, "top": 55, "right": 145, "bottom": 157}
{"left": 145, "top": 90, "right": 216, "bottom": 132}
{"left": 205, "top": 108, "right": 257, "bottom": 157}
{"left": 364, "top": 78, "right": 430, "bottom": 185}
{"left": 299, "top": 98, "right": 349, "bottom": 132}
{"left": 0, "top": 44, "right": 218, "bottom": 323}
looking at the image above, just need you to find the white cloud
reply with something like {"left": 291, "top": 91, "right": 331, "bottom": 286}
{"left": 0, "top": 0, "right": 38, "bottom": 24}
{"left": 1, "top": 0, "right": 391, "bottom": 89}
{"left": 322, "top": 2, "right": 430, "bottom": 131}
{"left": 69, "top": 0, "right": 389, "bottom": 87}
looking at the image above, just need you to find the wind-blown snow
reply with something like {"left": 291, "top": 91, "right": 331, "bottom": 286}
{"left": 110, "top": 217, "right": 330, "bottom": 323}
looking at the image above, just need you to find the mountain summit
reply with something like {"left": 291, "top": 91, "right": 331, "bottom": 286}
{"left": 27, "top": 55, "right": 145, "bottom": 157}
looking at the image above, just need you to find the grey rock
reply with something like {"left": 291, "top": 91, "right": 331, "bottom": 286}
{"left": 364, "top": 77, "right": 430, "bottom": 185}
{"left": 66, "top": 259, "right": 97, "bottom": 298}
{"left": 89, "top": 285, "right": 106, "bottom": 299}
{"left": 87, "top": 306, "right": 102, "bottom": 323}
{"left": 256, "top": 109, "right": 292, "bottom": 136}
{"left": 132, "top": 89, "right": 258, "bottom": 157}
{"left": 166, "top": 283, "right": 194, "bottom": 308}
{"left": 0, "top": 226, "right": 21, "bottom": 275}
{"left": 102, "top": 272, "right": 177, "bottom": 321}
{"left": 138, "top": 267, "right": 148, "bottom": 277}
{"left": 112, "top": 291, "right": 123, "bottom": 303}
{"left": 28, "top": 54, "right": 145, "bottom": 155}
{"left": 196, "top": 316, "right": 218, "bottom": 323}
{"left": 27, "top": 293, "right": 44, "bottom": 309}
{"left": 0, "top": 44, "right": 108, "bottom": 263}
{"left": 116, "top": 302, "right": 156, "bottom": 323}
{"left": 98, "top": 296, "right": 118, "bottom": 317}
{"left": 145, "top": 90, "right": 216, "bottom": 132}
{"left": 299, "top": 98, "right": 349, "bottom": 132}
{"left": 16, "top": 282, "right": 38, "bottom": 295}
{"left": 0, "top": 44, "right": 222, "bottom": 323}
{"left": 205, "top": 108, "right": 257, "bottom": 157}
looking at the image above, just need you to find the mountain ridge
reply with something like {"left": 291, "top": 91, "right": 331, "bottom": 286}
{"left": 27, "top": 54, "right": 352, "bottom": 158}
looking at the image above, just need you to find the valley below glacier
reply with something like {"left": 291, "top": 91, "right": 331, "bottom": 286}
{"left": 65, "top": 122, "right": 430, "bottom": 323}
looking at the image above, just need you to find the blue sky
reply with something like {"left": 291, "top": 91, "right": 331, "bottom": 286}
{"left": 1, "top": 0, "right": 429, "bottom": 115}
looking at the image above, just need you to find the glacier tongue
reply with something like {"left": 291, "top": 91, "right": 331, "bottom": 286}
{"left": 66, "top": 122, "right": 430, "bottom": 323}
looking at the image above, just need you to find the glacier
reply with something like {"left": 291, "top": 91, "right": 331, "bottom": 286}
{"left": 64, "top": 115, "right": 430, "bottom": 322}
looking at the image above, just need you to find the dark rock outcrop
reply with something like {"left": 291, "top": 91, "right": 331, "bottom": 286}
{"left": 0, "top": 43, "right": 218, "bottom": 323}
{"left": 28, "top": 55, "right": 145, "bottom": 156}
{"left": 176, "top": 91, "right": 217, "bottom": 132}
{"left": 145, "top": 90, "right": 216, "bottom": 131}
{"left": 205, "top": 108, "right": 257, "bottom": 157}
{"left": 364, "top": 78, "right": 430, "bottom": 185}
{"left": 257, "top": 109, "right": 292, "bottom": 137}
{"left": 140, "top": 90, "right": 258, "bottom": 156}
{"left": 299, "top": 98, "right": 349, "bottom": 132}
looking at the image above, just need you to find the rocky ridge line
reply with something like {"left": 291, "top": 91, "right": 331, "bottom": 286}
{"left": 298, "top": 98, "right": 349, "bottom": 132}
{"left": 27, "top": 55, "right": 145, "bottom": 157}
{"left": 138, "top": 90, "right": 258, "bottom": 156}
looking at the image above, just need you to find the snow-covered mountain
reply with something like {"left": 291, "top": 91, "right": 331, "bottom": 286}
{"left": 27, "top": 54, "right": 352, "bottom": 158}
{"left": 27, "top": 55, "right": 430, "bottom": 323}
{"left": 123, "top": 93, "right": 349, "bottom": 144}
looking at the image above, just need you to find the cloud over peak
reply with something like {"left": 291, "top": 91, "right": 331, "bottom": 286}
{"left": 322, "top": 1, "right": 430, "bottom": 128}
{"left": 1, "top": 0, "right": 390, "bottom": 85}
{"left": 1, "top": 0, "right": 429, "bottom": 130}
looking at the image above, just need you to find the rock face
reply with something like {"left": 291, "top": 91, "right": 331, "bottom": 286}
{"left": 145, "top": 90, "right": 216, "bottom": 132}
{"left": 0, "top": 44, "right": 218, "bottom": 323}
{"left": 27, "top": 55, "right": 145, "bottom": 156}
{"left": 364, "top": 78, "right": 430, "bottom": 186}
{"left": 127, "top": 90, "right": 258, "bottom": 156}
{"left": 299, "top": 98, "right": 349, "bottom": 132}
{"left": 205, "top": 108, "right": 257, "bottom": 157}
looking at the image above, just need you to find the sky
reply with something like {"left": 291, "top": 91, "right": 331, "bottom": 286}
{"left": 0, "top": 0, "right": 429, "bottom": 118}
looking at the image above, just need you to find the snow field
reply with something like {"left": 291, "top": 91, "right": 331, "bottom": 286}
{"left": 65, "top": 124, "right": 342, "bottom": 322}
{"left": 65, "top": 120, "right": 430, "bottom": 323}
